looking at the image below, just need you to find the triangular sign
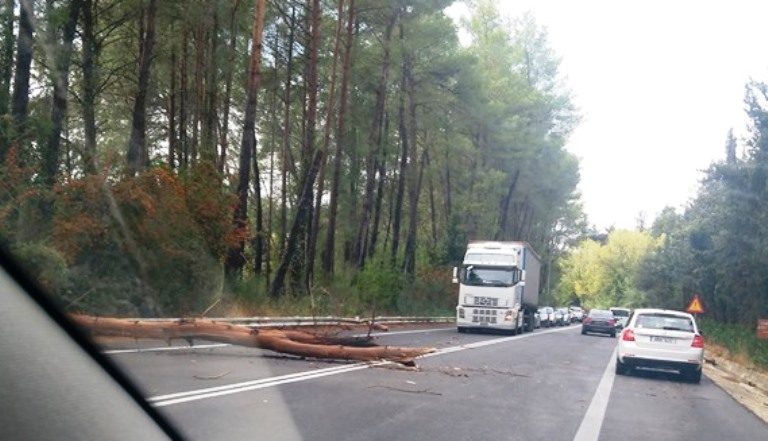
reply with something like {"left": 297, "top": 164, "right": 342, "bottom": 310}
{"left": 686, "top": 295, "right": 705, "bottom": 314}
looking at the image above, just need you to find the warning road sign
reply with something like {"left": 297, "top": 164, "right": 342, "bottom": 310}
{"left": 686, "top": 295, "right": 705, "bottom": 314}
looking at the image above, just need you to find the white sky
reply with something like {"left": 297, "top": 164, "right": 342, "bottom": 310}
{"left": 446, "top": 0, "right": 768, "bottom": 230}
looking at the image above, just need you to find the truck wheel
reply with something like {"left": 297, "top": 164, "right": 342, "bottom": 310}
{"left": 457, "top": 327, "right": 467, "bottom": 334}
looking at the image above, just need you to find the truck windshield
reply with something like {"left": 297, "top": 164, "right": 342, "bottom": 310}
{"left": 460, "top": 266, "right": 521, "bottom": 287}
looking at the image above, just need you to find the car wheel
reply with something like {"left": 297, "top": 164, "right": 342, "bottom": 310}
{"left": 610, "top": 331, "right": 616, "bottom": 338}
{"left": 615, "top": 358, "right": 627, "bottom": 375}
{"left": 683, "top": 368, "right": 702, "bottom": 384}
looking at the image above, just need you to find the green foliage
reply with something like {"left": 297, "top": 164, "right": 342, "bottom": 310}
{"left": 2, "top": 0, "right": 585, "bottom": 317}
{"left": 556, "top": 230, "right": 659, "bottom": 308}
{"left": 699, "top": 318, "right": 768, "bottom": 369}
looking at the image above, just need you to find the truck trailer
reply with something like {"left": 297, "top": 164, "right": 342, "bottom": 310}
{"left": 453, "top": 241, "right": 541, "bottom": 334}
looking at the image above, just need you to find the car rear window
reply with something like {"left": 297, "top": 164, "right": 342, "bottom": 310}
{"left": 611, "top": 309, "right": 629, "bottom": 317}
{"left": 635, "top": 314, "right": 694, "bottom": 332}
{"left": 589, "top": 310, "right": 612, "bottom": 318}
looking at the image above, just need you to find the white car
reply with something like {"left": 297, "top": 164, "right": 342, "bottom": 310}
{"left": 538, "top": 307, "right": 555, "bottom": 327}
{"left": 569, "top": 306, "right": 584, "bottom": 322}
{"left": 610, "top": 307, "right": 631, "bottom": 329}
{"left": 555, "top": 307, "right": 571, "bottom": 326}
{"left": 615, "top": 309, "right": 704, "bottom": 383}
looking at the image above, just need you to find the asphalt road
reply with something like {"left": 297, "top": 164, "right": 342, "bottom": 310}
{"left": 105, "top": 324, "right": 768, "bottom": 441}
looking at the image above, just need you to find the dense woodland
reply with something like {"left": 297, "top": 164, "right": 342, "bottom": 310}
{"left": 0, "top": 0, "right": 584, "bottom": 316}
{"left": 555, "top": 82, "right": 768, "bottom": 328}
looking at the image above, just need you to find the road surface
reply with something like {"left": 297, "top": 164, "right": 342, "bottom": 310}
{"left": 105, "top": 324, "right": 768, "bottom": 441}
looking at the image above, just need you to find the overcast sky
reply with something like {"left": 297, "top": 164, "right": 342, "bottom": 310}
{"left": 446, "top": 0, "right": 768, "bottom": 230}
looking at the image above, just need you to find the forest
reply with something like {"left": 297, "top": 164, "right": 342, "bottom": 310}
{"left": 0, "top": 0, "right": 585, "bottom": 316}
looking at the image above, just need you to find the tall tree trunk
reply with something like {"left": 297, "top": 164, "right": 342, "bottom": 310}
{"left": 368, "top": 111, "right": 388, "bottom": 259}
{"left": 427, "top": 151, "right": 437, "bottom": 247}
{"left": 402, "top": 76, "right": 422, "bottom": 277}
{"left": 191, "top": 23, "right": 206, "bottom": 165}
{"left": 0, "top": 0, "right": 15, "bottom": 115}
{"left": 307, "top": 0, "right": 345, "bottom": 283}
{"left": 279, "top": 5, "right": 297, "bottom": 255}
{"left": 321, "top": 0, "right": 355, "bottom": 274}
{"left": 202, "top": 5, "right": 218, "bottom": 163}
{"left": 218, "top": 0, "right": 240, "bottom": 174}
{"left": 225, "top": 0, "right": 266, "bottom": 275}
{"left": 126, "top": 0, "right": 158, "bottom": 176}
{"left": 10, "top": 0, "right": 34, "bottom": 154}
{"left": 42, "top": 0, "right": 83, "bottom": 187}
{"left": 495, "top": 169, "right": 520, "bottom": 240}
{"left": 353, "top": 10, "right": 397, "bottom": 268}
{"left": 168, "top": 45, "right": 177, "bottom": 169}
{"left": 252, "top": 147, "right": 263, "bottom": 274}
{"left": 80, "top": 0, "right": 98, "bottom": 174}
{"left": 180, "top": 27, "right": 189, "bottom": 168}
{"left": 179, "top": 25, "right": 190, "bottom": 168}
{"left": 269, "top": 0, "right": 321, "bottom": 298}
{"left": 391, "top": 37, "right": 409, "bottom": 263}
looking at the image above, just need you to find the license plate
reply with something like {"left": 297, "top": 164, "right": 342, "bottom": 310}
{"left": 650, "top": 336, "right": 675, "bottom": 343}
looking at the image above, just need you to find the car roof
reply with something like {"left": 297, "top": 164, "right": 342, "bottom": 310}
{"left": 609, "top": 307, "right": 630, "bottom": 311}
{"left": 631, "top": 308, "right": 694, "bottom": 318}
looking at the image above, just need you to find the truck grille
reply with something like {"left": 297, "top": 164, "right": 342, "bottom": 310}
{"left": 473, "top": 296, "right": 498, "bottom": 307}
{"left": 471, "top": 309, "right": 498, "bottom": 323}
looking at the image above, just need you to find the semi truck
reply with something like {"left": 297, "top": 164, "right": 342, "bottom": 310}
{"left": 453, "top": 241, "right": 541, "bottom": 334}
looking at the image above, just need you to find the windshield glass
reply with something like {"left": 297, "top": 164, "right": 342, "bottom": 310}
{"left": 635, "top": 314, "right": 695, "bottom": 332}
{"left": 460, "top": 266, "right": 521, "bottom": 287}
{"left": 3, "top": 1, "right": 768, "bottom": 440}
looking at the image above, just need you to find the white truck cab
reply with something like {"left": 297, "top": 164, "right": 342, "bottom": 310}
{"left": 454, "top": 241, "right": 541, "bottom": 334}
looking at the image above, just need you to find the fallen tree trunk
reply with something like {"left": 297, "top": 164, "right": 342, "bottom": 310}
{"left": 71, "top": 315, "right": 434, "bottom": 365}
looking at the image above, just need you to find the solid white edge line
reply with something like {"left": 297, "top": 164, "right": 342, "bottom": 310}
{"left": 153, "top": 363, "right": 383, "bottom": 407}
{"left": 147, "top": 362, "right": 367, "bottom": 402}
{"left": 150, "top": 324, "right": 579, "bottom": 407}
{"left": 572, "top": 348, "right": 617, "bottom": 441}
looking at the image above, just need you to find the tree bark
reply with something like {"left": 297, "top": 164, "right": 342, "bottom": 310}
{"left": 71, "top": 315, "right": 435, "bottom": 365}
{"left": 126, "top": 0, "right": 158, "bottom": 176}
{"left": 353, "top": 10, "right": 397, "bottom": 268}
{"left": 225, "top": 0, "right": 267, "bottom": 275}
{"left": 321, "top": 0, "right": 355, "bottom": 274}
{"left": 42, "top": 0, "right": 83, "bottom": 187}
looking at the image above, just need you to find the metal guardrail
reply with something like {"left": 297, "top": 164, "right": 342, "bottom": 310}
{"left": 133, "top": 316, "right": 455, "bottom": 328}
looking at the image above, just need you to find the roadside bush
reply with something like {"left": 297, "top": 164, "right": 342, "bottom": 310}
{"left": 699, "top": 318, "right": 768, "bottom": 369}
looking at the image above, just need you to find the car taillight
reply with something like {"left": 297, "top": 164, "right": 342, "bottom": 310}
{"left": 584, "top": 317, "right": 592, "bottom": 324}
{"left": 608, "top": 318, "right": 616, "bottom": 326}
{"left": 622, "top": 328, "right": 635, "bottom": 341}
{"left": 691, "top": 335, "right": 704, "bottom": 348}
